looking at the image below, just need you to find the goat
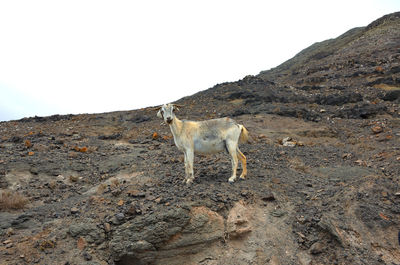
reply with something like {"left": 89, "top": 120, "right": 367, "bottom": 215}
{"left": 156, "top": 103, "right": 249, "bottom": 185}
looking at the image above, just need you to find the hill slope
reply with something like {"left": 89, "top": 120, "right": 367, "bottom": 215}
{"left": 0, "top": 12, "right": 400, "bottom": 265}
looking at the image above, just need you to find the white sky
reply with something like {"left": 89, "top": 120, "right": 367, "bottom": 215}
{"left": 0, "top": 1, "right": 399, "bottom": 121}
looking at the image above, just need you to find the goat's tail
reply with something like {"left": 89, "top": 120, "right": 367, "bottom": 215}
{"left": 239, "top": 125, "right": 250, "bottom": 144}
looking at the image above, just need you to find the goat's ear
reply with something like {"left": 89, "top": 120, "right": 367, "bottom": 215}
{"left": 156, "top": 109, "right": 163, "bottom": 118}
{"left": 149, "top": 106, "right": 162, "bottom": 111}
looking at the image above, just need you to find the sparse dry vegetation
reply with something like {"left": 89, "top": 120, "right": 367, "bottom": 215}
{"left": 73, "top": 146, "right": 88, "bottom": 153}
{"left": 0, "top": 189, "right": 29, "bottom": 210}
{"left": 96, "top": 183, "right": 107, "bottom": 194}
{"left": 288, "top": 157, "right": 310, "bottom": 173}
{"left": 24, "top": 140, "right": 32, "bottom": 148}
{"left": 110, "top": 177, "right": 120, "bottom": 189}
{"left": 48, "top": 180, "right": 57, "bottom": 190}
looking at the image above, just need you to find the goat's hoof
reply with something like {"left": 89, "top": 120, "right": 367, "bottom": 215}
{"left": 228, "top": 179, "right": 235, "bottom": 184}
{"left": 239, "top": 176, "right": 246, "bottom": 181}
{"left": 186, "top": 179, "right": 193, "bottom": 185}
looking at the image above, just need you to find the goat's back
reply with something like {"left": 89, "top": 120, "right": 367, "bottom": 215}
{"left": 195, "top": 117, "right": 237, "bottom": 130}
{"left": 181, "top": 117, "right": 242, "bottom": 142}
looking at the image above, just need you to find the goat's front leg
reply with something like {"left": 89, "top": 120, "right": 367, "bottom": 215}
{"left": 182, "top": 151, "right": 189, "bottom": 183}
{"left": 185, "top": 150, "right": 195, "bottom": 185}
{"left": 227, "top": 141, "right": 239, "bottom": 183}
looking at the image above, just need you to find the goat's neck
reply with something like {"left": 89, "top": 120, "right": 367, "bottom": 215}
{"left": 169, "top": 116, "right": 183, "bottom": 139}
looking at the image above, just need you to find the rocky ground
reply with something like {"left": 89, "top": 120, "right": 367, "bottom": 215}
{"left": 1, "top": 12, "right": 400, "bottom": 265}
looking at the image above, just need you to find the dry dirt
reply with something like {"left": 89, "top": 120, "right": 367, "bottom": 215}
{"left": 1, "top": 11, "right": 400, "bottom": 265}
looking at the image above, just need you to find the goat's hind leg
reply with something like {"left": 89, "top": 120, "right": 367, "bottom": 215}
{"left": 237, "top": 147, "right": 247, "bottom": 180}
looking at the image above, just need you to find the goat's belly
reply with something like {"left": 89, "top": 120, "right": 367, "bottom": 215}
{"left": 194, "top": 139, "right": 225, "bottom": 154}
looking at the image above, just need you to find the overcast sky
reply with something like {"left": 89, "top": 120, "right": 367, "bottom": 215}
{"left": 0, "top": 1, "right": 399, "bottom": 121}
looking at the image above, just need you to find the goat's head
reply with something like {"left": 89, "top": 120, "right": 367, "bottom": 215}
{"left": 156, "top": 104, "right": 182, "bottom": 125}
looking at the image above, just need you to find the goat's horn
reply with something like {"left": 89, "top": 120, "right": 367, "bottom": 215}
{"left": 173, "top": 104, "right": 184, "bottom": 108}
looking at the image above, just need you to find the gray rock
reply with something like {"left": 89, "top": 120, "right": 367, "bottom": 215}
{"left": 68, "top": 222, "right": 105, "bottom": 244}
{"left": 271, "top": 209, "right": 286, "bottom": 217}
{"left": 11, "top": 213, "right": 36, "bottom": 229}
{"left": 115, "top": 213, "right": 125, "bottom": 221}
{"left": 318, "top": 214, "right": 346, "bottom": 247}
{"left": 309, "top": 242, "right": 324, "bottom": 255}
{"left": 82, "top": 251, "right": 92, "bottom": 261}
{"left": 29, "top": 167, "right": 39, "bottom": 175}
{"left": 0, "top": 212, "right": 37, "bottom": 231}
{"left": 0, "top": 212, "right": 16, "bottom": 230}
{"left": 112, "top": 213, "right": 125, "bottom": 225}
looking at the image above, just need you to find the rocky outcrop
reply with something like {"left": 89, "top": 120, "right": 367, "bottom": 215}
{"left": 226, "top": 200, "right": 252, "bottom": 238}
{"left": 110, "top": 206, "right": 224, "bottom": 265}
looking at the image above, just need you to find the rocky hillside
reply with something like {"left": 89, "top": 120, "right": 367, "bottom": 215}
{"left": 0, "top": 12, "right": 400, "bottom": 265}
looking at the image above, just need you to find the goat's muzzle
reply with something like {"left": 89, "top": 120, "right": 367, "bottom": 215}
{"left": 166, "top": 118, "right": 173, "bottom": 124}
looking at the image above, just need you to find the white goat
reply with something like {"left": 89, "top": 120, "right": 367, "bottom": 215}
{"left": 156, "top": 103, "right": 249, "bottom": 185}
